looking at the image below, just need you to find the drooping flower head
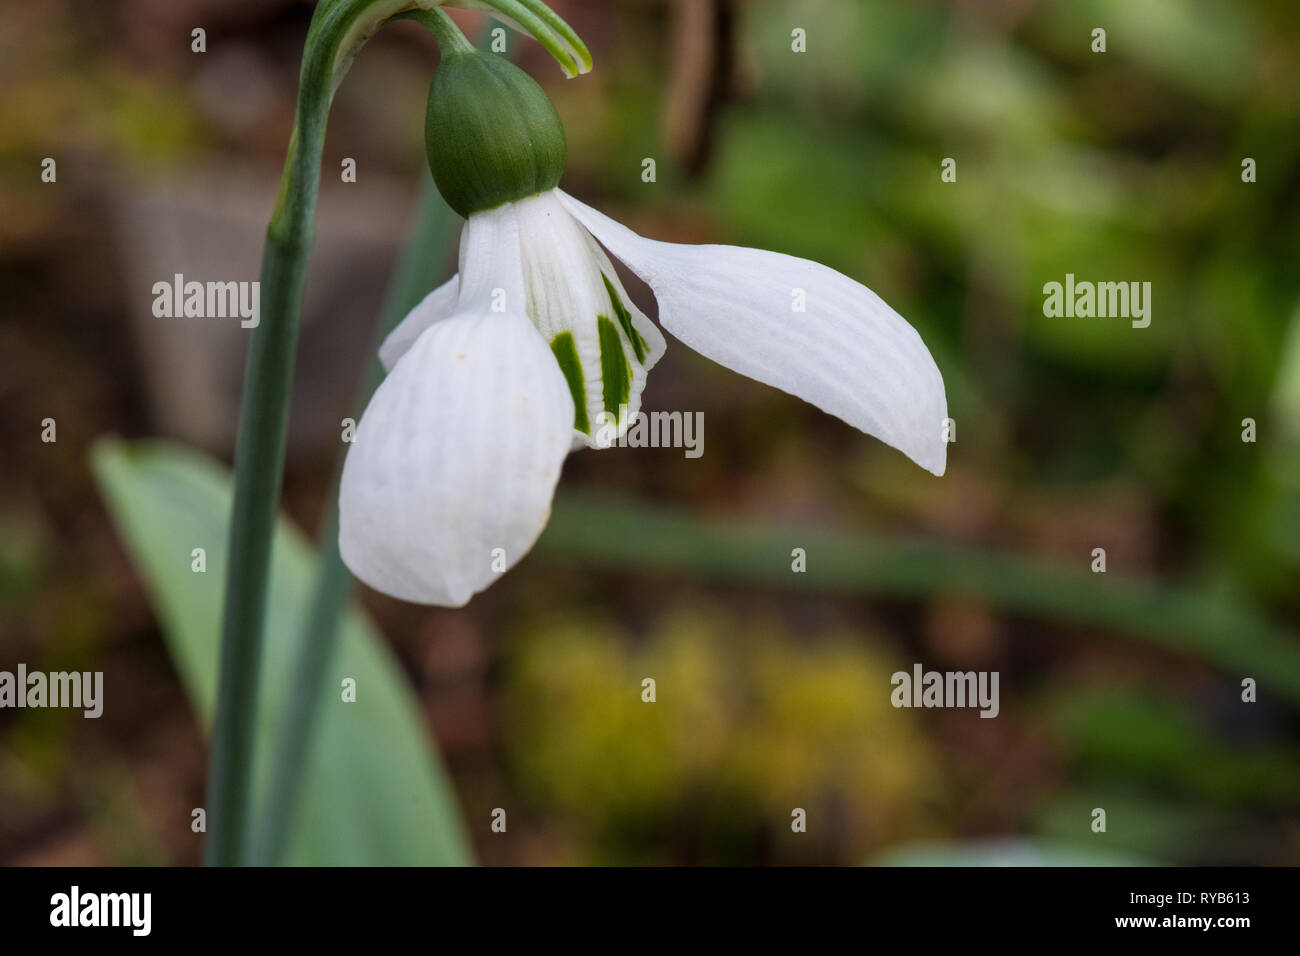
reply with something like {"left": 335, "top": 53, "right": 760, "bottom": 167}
{"left": 340, "top": 26, "right": 947, "bottom": 606}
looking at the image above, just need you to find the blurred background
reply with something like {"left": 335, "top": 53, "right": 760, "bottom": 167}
{"left": 3, "top": 0, "right": 1300, "bottom": 866}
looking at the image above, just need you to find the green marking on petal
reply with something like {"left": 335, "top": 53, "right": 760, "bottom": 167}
{"left": 597, "top": 316, "right": 631, "bottom": 422}
{"left": 602, "top": 273, "right": 648, "bottom": 364}
{"left": 550, "top": 332, "right": 590, "bottom": 434}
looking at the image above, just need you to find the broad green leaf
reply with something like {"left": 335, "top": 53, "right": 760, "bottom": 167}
{"left": 91, "top": 439, "right": 471, "bottom": 866}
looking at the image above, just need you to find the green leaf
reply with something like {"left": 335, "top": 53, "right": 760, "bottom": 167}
{"left": 537, "top": 493, "right": 1300, "bottom": 707}
{"left": 91, "top": 439, "right": 472, "bottom": 866}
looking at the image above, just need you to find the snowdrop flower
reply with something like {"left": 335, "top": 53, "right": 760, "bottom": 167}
{"left": 339, "top": 47, "right": 947, "bottom": 606}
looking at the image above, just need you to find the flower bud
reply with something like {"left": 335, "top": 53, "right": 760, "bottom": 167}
{"left": 424, "top": 51, "right": 567, "bottom": 218}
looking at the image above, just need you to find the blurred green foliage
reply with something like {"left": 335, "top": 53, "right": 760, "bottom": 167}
{"left": 502, "top": 606, "right": 938, "bottom": 864}
{"left": 6, "top": 0, "right": 1300, "bottom": 866}
{"left": 579, "top": 0, "right": 1300, "bottom": 601}
{"left": 511, "top": 0, "right": 1300, "bottom": 864}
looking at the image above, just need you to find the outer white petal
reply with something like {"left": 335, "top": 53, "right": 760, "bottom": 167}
{"left": 379, "top": 275, "right": 459, "bottom": 372}
{"left": 378, "top": 199, "right": 534, "bottom": 374}
{"left": 339, "top": 309, "right": 574, "bottom": 606}
{"left": 342, "top": 206, "right": 570, "bottom": 606}
{"left": 557, "top": 191, "right": 949, "bottom": 476}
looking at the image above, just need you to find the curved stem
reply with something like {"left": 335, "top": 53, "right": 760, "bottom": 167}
{"left": 254, "top": 11, "right": 487, "bottom": 867}
{"left": 205, "top": 0, "right": 588, "bottom": 866}
{"left": 204, "top": 0, "right": 422, "bottom": 868}
{"left": 397, "top": 6, "right": 475, "bottom": 54}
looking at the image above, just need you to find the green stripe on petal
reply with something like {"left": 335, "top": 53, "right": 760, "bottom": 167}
{"left": 550, "top": 332, "right": 590, "bottom": 434}
{"left": 602, "top": 273, "right": 648, "bottom": 364}
{"left": 597, "top": 316, "right": 631, "bottom": 422}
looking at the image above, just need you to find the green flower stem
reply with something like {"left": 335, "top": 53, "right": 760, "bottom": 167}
{"left": 253, "top": 180, "right": 460, "bottom": 866}
{"left": 206, "top": 0, "right": 587, "bottom": 866}
{"left": 204, "top": 0, "right": 432, "bottom": 868}
{"left": 254, "top": 8, "right": 491, "bottom": 869}
{"left": 396, "top": 7, "right": 475, "bottom": 54}
{"left": 204, "top": 219, "right": 318, "bottom": 867}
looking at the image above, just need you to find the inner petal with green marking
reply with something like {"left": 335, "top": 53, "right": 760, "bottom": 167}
{"left": 597, "top": 315, "right": 631, "bottom": 422}
{"left": 602, "top": 273, "right": 649, "bottom": 364}
{"left": 549, "top": 331, "right": 589, "bottom": 435}
{"left": 512, "top": 190, "right": 668, "bottom": 446}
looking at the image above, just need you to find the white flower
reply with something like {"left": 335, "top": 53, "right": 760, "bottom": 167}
{"left": 339, "top": 188, "right": 948, "bottom": 606}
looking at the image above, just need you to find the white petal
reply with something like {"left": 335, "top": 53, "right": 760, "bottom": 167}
{"left": 380, "top": 200, "right": 532, "bottom": 374}
{"left": 379, "top": 275, "right": 459, "bottom": 372}
{"left": 339, "top": 309, "right": 574, "bottom": 606}
{"left": 557, "top": 191, "right": 949, "bottom": 475}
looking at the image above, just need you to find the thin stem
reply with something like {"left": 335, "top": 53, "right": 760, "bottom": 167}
{"left": 252, "top": 10, "right": 490, "bottom": 868}
{"left": 204, "top": 223, "right": 318, "bottom": 868}
{"left": 206, "top": 0, "right": 587, "bottom": 865}
{"left": 204, "top": 0, "right": 400, "bottom": 868}
{"left": 253, "top": 181, "right": 459, "bottom": 865}
{"left": 254, "top": 10, "right": 495, "bottom": 865}
{"left": 250, "top": 505, "right": 349, "bottom": 866}
{"left": 396, "top": 6, "right": 475, "bottom": 55}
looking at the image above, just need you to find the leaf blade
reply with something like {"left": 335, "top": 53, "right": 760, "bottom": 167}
{"left": 92, "top": 439, "right": 472, "bottom": 866}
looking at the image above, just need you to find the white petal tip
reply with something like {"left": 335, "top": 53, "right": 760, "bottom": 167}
{"left": 888, "top": 434, "right": 946, "bottom": 478}
{"left": 339, "top": 542, "right": 475, "bottom": 608}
